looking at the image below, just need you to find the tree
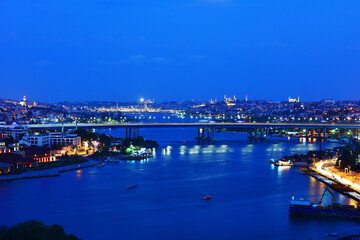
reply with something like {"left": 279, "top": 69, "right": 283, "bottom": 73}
{"left": 338, "top": 150, "right": 357, "bottom": 171}
{"left": 99, "top": 134, "right": 111, "bottom": 149}
{"left": 72, "top": 129, "right": 98, "bottom": 143}
{"left": 0, "top": 220, "right": 81, "bottom": 240}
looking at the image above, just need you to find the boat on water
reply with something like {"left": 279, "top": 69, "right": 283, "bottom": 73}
{"left": 270, "top": 159, "right": 293, "bottom": 166}
{"left": 289, "top": 188, "right": 360, "bottom": 218}
{"left": 126, "top": 184, "right": 138, "bottom": 189}
{"left": 268, "top": 159, "right": 308, "bottom": 167}
{"left": 202, "top": 195, "right": 211, "bottom": 200}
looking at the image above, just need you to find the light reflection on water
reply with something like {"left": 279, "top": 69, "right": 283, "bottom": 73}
{"left": 276, "top": 166, "right": 291, "bottom": 177}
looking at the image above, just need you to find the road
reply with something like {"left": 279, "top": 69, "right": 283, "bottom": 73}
{"left": 314, "top": 160, "right": 360, "bottom": 191}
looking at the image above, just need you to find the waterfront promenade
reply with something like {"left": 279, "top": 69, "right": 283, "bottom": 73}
{"left": 314, "top": 161, "right": 360, "bottom": 190}
{"left": 0, "top": 160, "right": 99, "bottom": 181}
{"left": 311, "top": 160, "right": 360, "bottom": 201}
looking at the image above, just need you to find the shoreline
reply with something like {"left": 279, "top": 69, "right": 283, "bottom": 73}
{"left": 300, "top": 167, "right": 360, "bottom": 202}
{"left": 0, "top": 160, "right": 100, "bottom": 181}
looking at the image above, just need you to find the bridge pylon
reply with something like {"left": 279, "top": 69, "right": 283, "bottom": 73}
{"left": 195, "top": 127, "right": 215, "bottom": 142}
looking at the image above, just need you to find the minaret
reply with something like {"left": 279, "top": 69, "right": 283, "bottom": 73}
{"left": 245, "top": 94, "right": 248, "bottom": 102}
{"left": 298, "top": 96, "right": 300, "bottom": 102}
{"left": 234, "top": 95, "right": 236, "bottom": 102}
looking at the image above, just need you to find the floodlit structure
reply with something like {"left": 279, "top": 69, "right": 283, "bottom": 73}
{"left": 289, "top": 96, "right": 300, "bottom": 103}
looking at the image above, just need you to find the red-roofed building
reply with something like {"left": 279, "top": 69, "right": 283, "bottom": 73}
{"left": 0, "top": 153, "right": 37, "bottom": 168}
{"left": 20, "top": 147, "right": 56, "bottom": 163}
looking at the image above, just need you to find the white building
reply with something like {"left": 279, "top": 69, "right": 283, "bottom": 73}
{"left": 22, "top": 134, "right": 50, "bottom": 147}
{"left": 49, "top": 132, "right": 81, "bottom": 146}
{"left": 6, "top": 126, "right": 29, "bottom": 140}
{"left": 22, "top": 132, "right": 81, "bottom": 147}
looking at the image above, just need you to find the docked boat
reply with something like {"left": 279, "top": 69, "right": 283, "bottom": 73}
{"left": 289, "top": 188, "right": 360, "bottom": 218}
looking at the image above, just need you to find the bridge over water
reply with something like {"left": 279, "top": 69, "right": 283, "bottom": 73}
{"left": 1, "top": 122, "right": 359, "bottom": 141}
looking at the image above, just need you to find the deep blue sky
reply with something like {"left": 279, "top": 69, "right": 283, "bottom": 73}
{"left": 1, "top": 0, "right": 360, "bottom": 102}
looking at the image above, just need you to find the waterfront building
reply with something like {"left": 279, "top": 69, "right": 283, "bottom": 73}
{"left": 20, "top": 147, "right": 56, "bottom": 163}
{"left": 49, "top": 132, "right": 81, "bottom": 146}
{"left": 22, "top": 135, "right": 51, "bottom": 147}
{"left": 21, "top": 132, "right": 81, "bottom": 147}
{"left": 0, "top": 153, "right": 36, "bottom": 168}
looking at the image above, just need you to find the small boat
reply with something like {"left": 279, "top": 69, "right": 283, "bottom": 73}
{"left": 126, "top": 184, "right": 138, "bottom": 189}
{"left": 202, "top": 195, "right": 211, "bottom": 200}
{"left": 267, "top": 159, "right": 276, "bottom": 164}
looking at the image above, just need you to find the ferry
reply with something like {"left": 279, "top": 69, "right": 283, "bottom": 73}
{"left": 268, "top": 159, "right": 292, "bottom": 166}
{"left": 289, "top": 188, "right": 360, "bottom": 218}
{"left": 275, "top": 160, "right": 293, "bottom": 166}
{"left": 268, "top": 159, "right": 308, "bottom": 167}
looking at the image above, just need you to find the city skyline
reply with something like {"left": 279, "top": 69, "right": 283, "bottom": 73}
{"left": 0, "top": 94, "right": 357, "bottom": 104}
{"left": 2, "top": 1, "right": 360, "bottom": 239}
{"left": 1, "top": 0, "right": 360, "bottom": 102}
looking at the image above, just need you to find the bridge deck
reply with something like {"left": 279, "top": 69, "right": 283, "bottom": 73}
{"left": 1, "top": 122, "right": 360, "bottom": 130}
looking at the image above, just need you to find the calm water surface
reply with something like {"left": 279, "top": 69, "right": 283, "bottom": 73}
{"left": 1, "top": 127, "right": 359, "bottom": 240}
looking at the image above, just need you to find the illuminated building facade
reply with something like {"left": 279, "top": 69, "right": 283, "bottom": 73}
{"left": 289, "top": 96, "right": 300, "bottom": 103}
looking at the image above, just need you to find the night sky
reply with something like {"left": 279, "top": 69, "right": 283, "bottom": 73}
{"left": 1, "top": 0, "right": 360, "bottom": 102}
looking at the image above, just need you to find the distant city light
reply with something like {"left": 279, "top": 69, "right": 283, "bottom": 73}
{"left": 140, "top": 98, "right": 144, "bottom": 102}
